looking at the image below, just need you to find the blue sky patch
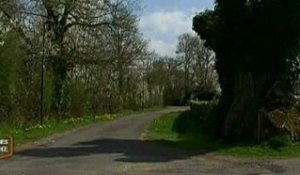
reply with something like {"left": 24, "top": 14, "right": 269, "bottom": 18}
{"left": 139, "top": 0, "right": 214, "bottom": 56}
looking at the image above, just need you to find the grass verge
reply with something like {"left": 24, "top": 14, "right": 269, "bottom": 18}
{"left": 144, "top": 111, "right": 300, "bottom": 159}
{"left": 0, "top": 107, "right": 164, "bottom": 147}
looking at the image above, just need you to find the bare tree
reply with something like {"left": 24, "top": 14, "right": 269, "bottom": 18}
{"left": 3, "top": 0, "right": 139, "bottom": 113}
{"left": 176, "top": 33, "right": 218, "bottom": 101}
{"left": 0, "top": 0, "right": 167, "bottom": 124}
{"left": 176, "top": 33, "right": 200, "bottom": 101}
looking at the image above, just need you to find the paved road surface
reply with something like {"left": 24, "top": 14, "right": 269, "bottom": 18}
{"left": 1, "top": 107, "right": 300, "bottom": 175}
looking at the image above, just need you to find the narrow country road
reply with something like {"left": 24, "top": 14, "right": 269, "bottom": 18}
{"left": 1, "top": 107, "right": 300, "bottom": 175}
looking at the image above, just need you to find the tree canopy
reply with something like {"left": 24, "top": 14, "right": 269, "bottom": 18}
{"left": 193, "top": 0, "right": 300, "bottom": 140}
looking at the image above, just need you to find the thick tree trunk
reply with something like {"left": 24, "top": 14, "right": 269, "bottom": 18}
{"left": 223, "top": 73, "right": 256, "bottom": 139}
{"left": 51, "top": 56, "right": 67, "bottom": 114}
{"left": 221, "top": 73, "right": 284, "bottom": 141}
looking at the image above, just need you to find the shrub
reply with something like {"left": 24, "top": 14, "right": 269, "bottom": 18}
{"left": 190, "top": 99, "right": 218, "bottom": 120}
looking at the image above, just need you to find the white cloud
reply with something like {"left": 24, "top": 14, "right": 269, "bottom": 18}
{"left": 140, "top": 11, "right": 192, "bottom": 35}
{"left": 139, "top": 9, "right": 203, "bottom": 56}
{"left": 148, "top": 39, "right": 175, "bottom": 57}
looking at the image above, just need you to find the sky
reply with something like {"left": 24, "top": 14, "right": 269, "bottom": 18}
{"left": 139, "top": 0, "right": 214, "bottom": 57}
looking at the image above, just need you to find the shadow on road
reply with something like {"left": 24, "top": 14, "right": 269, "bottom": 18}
{"left": 17, "top": 139, "right": 209, "bottom": 163}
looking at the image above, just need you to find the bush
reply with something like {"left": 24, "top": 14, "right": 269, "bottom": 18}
{"left": 190, "top": 99, "right": 218, "bottom": 120}
{"left": 186, "top": 99, "right": 220, "bottom": 136}
{"left": 68, "top": 82, "right": 87, "bottom": 117}
{"left": 171, "top": 100, "right": 219, "bottom": 136}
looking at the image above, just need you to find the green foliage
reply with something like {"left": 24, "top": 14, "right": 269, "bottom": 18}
{"left": 193, "top": 0, "right": 300, "bottom": 140}
{"left": 145, "top": 111, "right": 223, "bottom": 151}
{"left": 16, "top": 54, "right": 40, "bottom": 123}
{"left": 68, "top": 81, "right": 87, "bottom": 117}
{"left": 44, "top": 71, "right": 54, "bottom": 116}
{"left": 0, "top": 32, "right": 16, "bottom": 117}
{"left": 145, "top": 111, "right": 300, "bottom": 158}
{"left": 190, "top": 100, "right": 218, "bottom": 118}
{"left": 172, "top": 111, "right": 203, "bottom": 135}
{"left": 0, "top": 30, "right": 31, "bottom": 121}
{"left": 188, "top": 100, "right": 220, "bottom": 135}
{"left": 0, "top": 0, "right": 168, "bottom": 135}
{"left": 146, "top": 112, "right": 180, "bottom": 141}
{"left": 50, "top": 57, "right": 68, "bottom": 114}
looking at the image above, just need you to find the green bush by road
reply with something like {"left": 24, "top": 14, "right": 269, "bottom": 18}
{"left": 144, "top": 104, "right": 300, "bottom": 158}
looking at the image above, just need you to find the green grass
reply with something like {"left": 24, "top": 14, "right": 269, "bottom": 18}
{"left": 144, "top": 111, "right": 300, "bottom": 159}
{"left": 217, "top": 136, "right": 300, "bottom": 158}
{"left": 0, "top": 107, "right": 164, "bottom": 147}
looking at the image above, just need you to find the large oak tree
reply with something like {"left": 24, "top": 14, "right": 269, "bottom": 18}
{"left": 193, "top": 0, "right": 300, "bottom": 140}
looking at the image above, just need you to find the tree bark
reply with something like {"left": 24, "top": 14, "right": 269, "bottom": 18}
{"left": 222, "top": 73, "right": 283, "bottom": 141}
{"left": 51, "top": 56, "right": 67, "bottom": 114}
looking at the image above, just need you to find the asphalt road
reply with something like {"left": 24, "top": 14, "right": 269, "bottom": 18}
{"left": 1, "top": 107, "right": 300, "bottom": 175}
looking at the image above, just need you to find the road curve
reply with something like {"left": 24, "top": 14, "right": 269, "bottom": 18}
{"left": 1, "top": 106, "right": 300, "bottom": 175}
